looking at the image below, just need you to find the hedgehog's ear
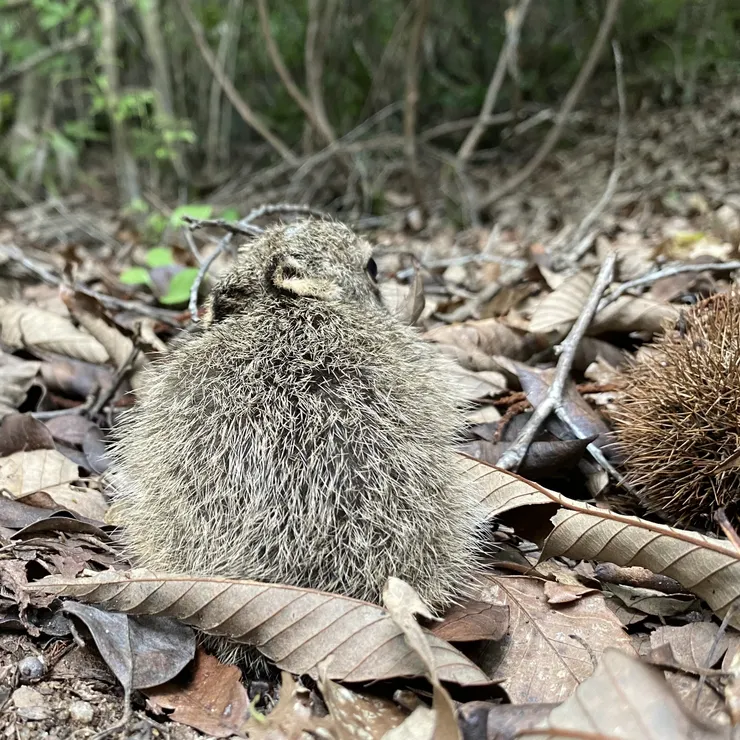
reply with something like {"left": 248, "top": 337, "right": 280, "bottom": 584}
{"left": 269, "top": 254, "right": 340, "bottom": 300}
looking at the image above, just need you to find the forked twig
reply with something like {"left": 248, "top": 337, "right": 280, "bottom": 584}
{"left": 496, "top": 253, "right": 617, "bottom": 471}
{"left": 598, "top": 260, "right": 740, "bottom": 311}
{"left": 563, "top": 40, "right": 626, "bottom": 265}
{"left": 481, "top": 0, "right": 621, "bottom": 210}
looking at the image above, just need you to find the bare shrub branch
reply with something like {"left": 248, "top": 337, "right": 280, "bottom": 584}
{"left": 256, "top": 0, "right": 336, "bottom": 147}
{"left": 175, "top": 0, "right": 297, "bottom": 165}
{"left": 457, "top": 0, "right": 533, "bottom": 163}
{"left": 403, "top": 0, "right": 430, "bottom": 206}
{"left": 480, "top": 0, "right": 622, "bottom": 210}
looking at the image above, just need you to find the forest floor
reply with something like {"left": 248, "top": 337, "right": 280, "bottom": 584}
{"left": 1, "top": 86, "right": 740, "bottom": 739}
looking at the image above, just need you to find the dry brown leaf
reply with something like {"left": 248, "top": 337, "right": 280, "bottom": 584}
{"left": 28, "top": 569, "right": 490, "bottom": 685}
{"left": 462, "top": 459, "right": 740, "bottom": 630}
{"left": 528, "top": 271, "right": 592, "bottom": 335}
{"left": 542, "top": 581, "right": 598, "bottom": 605}
{"left": 318, "top": 666, "right": 408, "bottom": 739}
{"left": 604, "top": 583, "right": 699, "bottom": 617}
{"left": 430, "top": 601, "right": 509, "bottom": 643}
{"left": 382, "top": 577, "right": 462, "bottom": 740}
{"left": 379, "top": 277, "right": 425, "bottom": 326}
{"left": 528, "top": 271, "right": 679, "bottom": 336}
{"left": 0, "top": 353, "right": 40, "bottom": 420}
{"left": 424, "top": 318, "right": 531, "bottom": 370}
{"left": 649, "top": 623, "right": 730, "bottom": 725}
{"left": 476, "top": 575, "right": 636, "bottom": 703}
{"left": 0, "top": 300, "right": 109, "bottom": 364}
{"left": 0, "top": 449, "right": 79, "bottom": 496}
{"left": 145, "top": 650, "right": 251, "bottom": 738}
{"left": 527, "top": 649, "right": 729, "bottom": 740}
{"left": 542, "top": 505, "right": 740, "bottom": 629}
{"left": 61, "top": 289, "right": 147, "bottom": 388}
{"left": 446, "top": 364, "right": 507, "bottom": 401}
{"left": 26, "top": 483, "right": 108, "bottom": 522}
{"left": 591, "top": 294, "right": 680, "bottom": 334}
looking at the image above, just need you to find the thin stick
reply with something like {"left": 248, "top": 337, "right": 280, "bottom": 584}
{"left": 305, "top": 0, "right": 338, "bottom": 146}
{"left": 480, "top": 0, "right": 621, "bottom": 209}
{"left": 563, "top": 41, "right": 626, "bottom": 265}
{"left": 403, "top": 0, "right": 430, "bottom": 206}
{"left": 714, "top": 508, "right": 740, "bottom": 556}
{"left": 175, "top": 0, "right": 297, "bottom": 165}
{"left": 457, "top": 0, "right": 533, "bottom": 163}
{"left": 0, "top": 244, "right": 183, "bottom": 326}
{"left": 496, "top": 253, "right": 617, "bottom": 471}
{"left": 182, "top": 217, "right": 262, "bottom": 238}
{"left": 88, "top": 341, "right": 142, "bottom": 418}
{"left": 598, "top": 261, "right": 740, "bottom": 311}
{"left": 255, "top": 0, "right": 335, "bottom": 145}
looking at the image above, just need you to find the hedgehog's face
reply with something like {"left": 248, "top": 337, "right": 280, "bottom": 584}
{"left": 203, "top": 219, "right": 382, "bottom": 325}
{"left": 266, "top": 220, "right": 379, "bottom": 303}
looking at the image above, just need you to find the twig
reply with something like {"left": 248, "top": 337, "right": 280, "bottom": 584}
{"left": 598, "top": 261, "right": 740, "bottom": 311}
{"left": 0, "top": 28, "right": 91, "bottom": 84}
{"left": 175, "top": 0, "right": 297, "bottom": 165}
{"left": 457, "top": 0, "right": 533, "bottom": 163}
{"left": 693, "top": 601, "right": 736, "bottom": 712}
{"left": 88, "top": 340, "right": 142, "bottom": 418}
{"left": 563, "top": 41, "right": 626, "bottom": 265}
{"left": 242, "top": 202, "right": 328, "bottom": 224}
{"left": 305, "top": 0, "right": 338, "bottom": 147}
{"left": 182, "top": 227, "right": 203, "bottom": 265}
{"left": 496, "top": 253, "right": 617, "bottom": 471}
{"left": 0, "top": 244, "right": 183, "bottom": 326}
{"left": 395, "top": 253, "right": 528, "bottom": 280}
{"left": 31, "top": 396, "right": 96, "bottom": 421}
{"left": 403, "top": 0, "right": 430, "bottom": 207}
{"left": 182, "top": 217, "right": 262, "bottom": 238}
{"left": 255, "top": 0, "right": 335, "bottom": 146}
{"left": 714, "top": 508, "right": 740, "bottom": 555}
{"left": 480, "top": 0, "right": 622, "bottom": 210}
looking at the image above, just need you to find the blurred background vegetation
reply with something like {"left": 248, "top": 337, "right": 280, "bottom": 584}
{"left": 1, "top": 0, "right": 738, "bottom": 223}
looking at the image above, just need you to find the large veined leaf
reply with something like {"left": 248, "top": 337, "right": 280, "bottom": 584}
{"left": 28, "top": 569, "right": 491, "bottom": 686}
{"left": 460, "top": 457, "right": 740, "bottom": 629}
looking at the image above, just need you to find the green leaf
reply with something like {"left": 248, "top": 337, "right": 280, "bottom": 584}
{"left": 160, "top": 267, "right": 199, "bottom": 306}
{"left": 119, "top": 267, "right": 152, "bottom": 286}
{"left": 220, "top": 207, "right": 240, "bottom": 221}
{"left": 169, "top": 204, "right": 213, "bottom": 228}
{"left": 145, "top": 246, "right": 175, "bottom": 268}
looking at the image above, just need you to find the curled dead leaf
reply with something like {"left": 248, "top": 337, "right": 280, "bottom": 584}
{"left": 0, "top": 300, "right": 109, "bottom": 364}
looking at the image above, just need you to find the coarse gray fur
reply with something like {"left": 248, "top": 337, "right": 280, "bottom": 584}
{"left": 107, "top": 219, "right": 485, "bottom": 673}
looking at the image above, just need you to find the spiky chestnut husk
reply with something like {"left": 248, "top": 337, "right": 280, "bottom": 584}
{"left": 611, "top": 289, "right": 740, "bottom": 529}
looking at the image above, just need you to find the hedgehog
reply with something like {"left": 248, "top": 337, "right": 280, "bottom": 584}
{"left": 107, "top": 218, "right": 485, "bottom": 673}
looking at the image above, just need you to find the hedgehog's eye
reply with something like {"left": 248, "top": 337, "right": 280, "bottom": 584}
{"left": 366, "top": 257, "right": 378, "bottom": 282}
